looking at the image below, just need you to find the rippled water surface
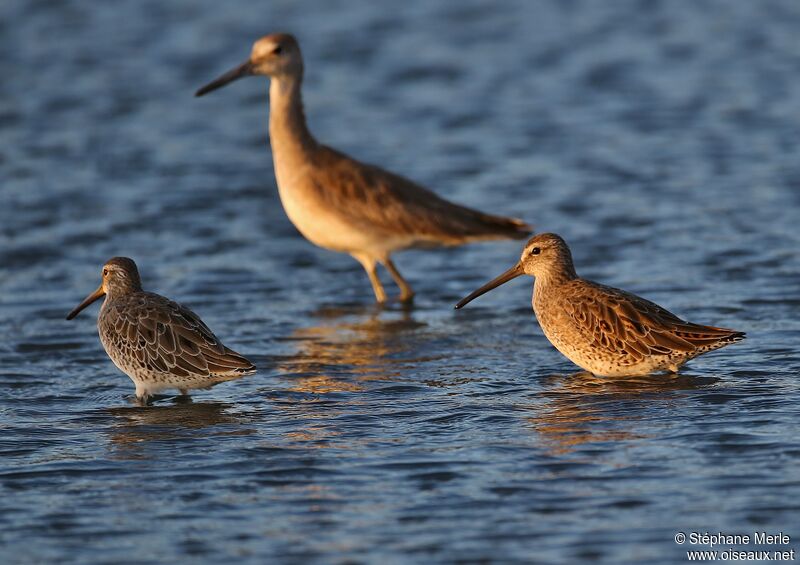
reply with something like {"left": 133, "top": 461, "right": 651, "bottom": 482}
{"left": 3, "top": 0, "right": 800, "bottom": 563}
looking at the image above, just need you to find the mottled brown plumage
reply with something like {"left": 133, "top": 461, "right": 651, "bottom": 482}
{"left": 67, "top": 257, "right": 255, "bottom": 404}
{"left": 456, "top": 233, "right": 745, "bottom": 376}
{"left": 196, "top": 33, "right": 531, "bottom": 302}
{"left": 308, "top": 145, "right": 530, "bottom": 245}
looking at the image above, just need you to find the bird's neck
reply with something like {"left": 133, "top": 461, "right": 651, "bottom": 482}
{"left": 97, "top": 292, "right": 114, "bottom": 315}
{"left": 104, "top": 281, "right": 143, "bottom": 301}
{"left": 533, "top": 264, "right": 578, "bottom": 298}
{"left": 268, "top": 75, "right": 317, "bottom": 163}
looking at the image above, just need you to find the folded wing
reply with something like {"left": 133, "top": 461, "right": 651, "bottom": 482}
{"left": 310, "top": 146, "right": 532, "bottom": 245}
{"left": 560, "top": 282, "right": 745, "bottom": 362}
{"left": 109, "top": 293, "right": 256, "bottom": 382}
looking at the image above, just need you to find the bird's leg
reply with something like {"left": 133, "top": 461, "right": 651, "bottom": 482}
{"left": 134, "top": 383, "right": 151, "bottom": 406}
{"left": 175, "top": 390, "right": 192, "bottom": 404}
{"left": 353, "top": 254, "right": 386, "bottom": 303}
{"left": 382, "top": 257, "right": 415, "bottom": 303}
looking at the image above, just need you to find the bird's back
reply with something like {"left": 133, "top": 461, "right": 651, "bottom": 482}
{"left": 98, "top": 292, "right": 255, "bottom": 388}
{"left": 536, "top": 278, "right": 745, "bottom": 376}
{"left": 278, "top": 144, "right": 531, "bottom": 254}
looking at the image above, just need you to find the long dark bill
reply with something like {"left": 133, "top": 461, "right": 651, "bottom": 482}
{"left": 195, "top": 61, "right": 254, "bottom": 97}
{"left": 66, "top": 285, "right": 105, "bottom": 320}
{"left": 454, "top": 263, "right": 525, "bottom": 309}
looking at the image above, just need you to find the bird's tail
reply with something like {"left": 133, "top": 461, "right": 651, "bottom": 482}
{"left": 453, "top": 211, "right": 533, "bottom": 243}
{"left": 676, "top": 325, "right": 746, "bottom": 352}
{"left": 207, "top": 347, "right": 257, "bottom": 379}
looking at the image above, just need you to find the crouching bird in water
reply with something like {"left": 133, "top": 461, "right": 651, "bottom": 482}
{"left": 196, "top": 33, "right": 532, "bottom": 303}
{"left": 455, "top": 233, "right": 745, "bottom": 377}
{"left": 67, "top": 257, "right": 256, "bottom": 405}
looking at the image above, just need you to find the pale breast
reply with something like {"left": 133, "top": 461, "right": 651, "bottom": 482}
{"left": 277, "top": 179, "right": 372, "bottom": 252}
{"left": 97, "top": 302, "right": 147, "bottom": 383}
{"left": 273, "top": 158, "right": 414, "bottom": 256}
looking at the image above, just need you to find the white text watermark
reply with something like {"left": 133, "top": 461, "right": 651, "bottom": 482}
{"left": 674, "top": 532, "right": 794, "bottom": 562}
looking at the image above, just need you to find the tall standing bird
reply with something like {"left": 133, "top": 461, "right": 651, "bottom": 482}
{"left": 195, "top": 33, "right": 532, "bottom": 303}
{"left": 455, "top": 233, "right": 745, "bottom": 376}
{"left": 67, "top": 257, "right": 256, "bottom": 404}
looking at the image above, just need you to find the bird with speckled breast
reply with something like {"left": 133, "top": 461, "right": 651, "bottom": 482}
{"left": 195, "top": 33, "right": 532, "bottom": 303}
{"left": 67, "top": 257, "right": 255, "bottom": 404}
{"left": 455, "top": 233, "right": 745, "bottom": 376}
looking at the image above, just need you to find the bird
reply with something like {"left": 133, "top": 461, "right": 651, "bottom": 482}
{"left": 455, "top": 233, "right": 745, "bottom": 376}
{"left": 195, "top": 33, "right": 532, "bottom": 303}
{"left": 66, "top": 257, "right": 256, "bottom": 404}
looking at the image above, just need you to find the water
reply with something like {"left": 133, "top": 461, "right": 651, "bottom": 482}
{"left": 2, "top": 0, "right": 799, "bottom": 562}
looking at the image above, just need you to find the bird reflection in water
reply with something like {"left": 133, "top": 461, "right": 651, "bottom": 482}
{"left": 276, "top": 304, "right": 428, "bottom": 394}
{"left": 528, "top": 371, "right": 719, "bottom": 455}
{"left": 105, "top": 401, "right": 255, "bottom": 459}
{"left": 272, "top": 305, "right": 430, "bottom": 447}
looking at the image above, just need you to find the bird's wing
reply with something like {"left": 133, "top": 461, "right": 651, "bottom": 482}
{"left": 109, "top": 293, "right": 255, "bottom": 379}
{"left": 309, "top": 146, "right": 532, "bottom": 244}
{"left": 558, "top": 281, "right": 740, "bottom": 361}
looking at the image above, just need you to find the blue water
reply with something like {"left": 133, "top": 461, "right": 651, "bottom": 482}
{"left": 2, "top": 0, "right": 799, "bottom": 563}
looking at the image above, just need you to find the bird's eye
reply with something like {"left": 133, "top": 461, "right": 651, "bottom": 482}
{"left": 103, "top": 268, "right": 108, "bottom": 276}
{"left": 272, "top": 45, "right": 283, "bottom": 55}
{"left": 530, "top": 247, "right": 541, "bottom": 255}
